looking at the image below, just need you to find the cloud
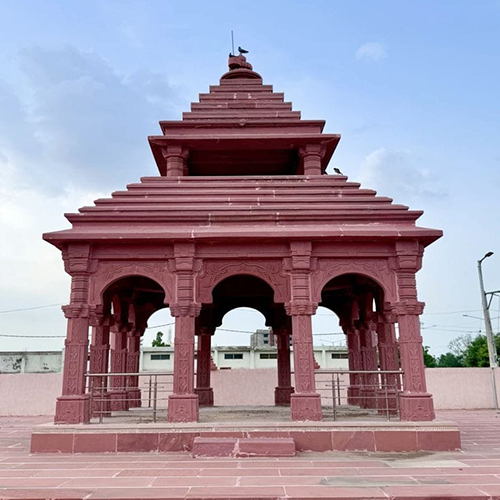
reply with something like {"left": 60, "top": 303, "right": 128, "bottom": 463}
{"left": 357, "top": 148, "right": 446, "bottom": 203}
{"left": 0, "top": 44, "right": 183, "bottom": 349}
{"left": 355, "top": 42, "right": 388, "bottom": 62}
{"left": 12, "top": 45, "right": 182, "bottom": 192}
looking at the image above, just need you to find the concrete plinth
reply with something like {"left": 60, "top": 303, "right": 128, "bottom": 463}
{"left": 192, "top": 437, "right": 295, "bottom": 457}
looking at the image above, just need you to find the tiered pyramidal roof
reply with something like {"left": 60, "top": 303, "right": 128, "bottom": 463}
{"left": 44, "top": 54, "right": 442, "bottom": 248}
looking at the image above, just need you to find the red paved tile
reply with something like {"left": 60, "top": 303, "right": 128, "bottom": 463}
{"left": 2, "top": 411, "right": 500, "bottom": 499}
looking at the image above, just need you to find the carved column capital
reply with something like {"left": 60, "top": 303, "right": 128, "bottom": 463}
{"left": 395, "top": 300, "right": 425, "bottom": 316}
{"left": 170, "top": 303, "right": 201, "bottom": 318}
{"left": 285, "top": 301, "right": 318, "bottom": 316}
{"left": 62, "top": 304, "right": 89, "bottom": 319}
{"left": 162, "top": 146, "right": 189, "bottom": 176}
{"left": 298, "top": 144, "right": 326, "bottom": 176}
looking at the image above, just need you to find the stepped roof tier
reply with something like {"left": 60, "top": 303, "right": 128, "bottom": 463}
{"left": 44, "top": 54, "right": 442, "bottom": 249}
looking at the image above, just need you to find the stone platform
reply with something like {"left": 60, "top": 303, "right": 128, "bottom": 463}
{"left": 2, "top": 411, "right": 500, "bottom": 500}
{"left": 30, "top": 408, "right": 460, "bottom": 454}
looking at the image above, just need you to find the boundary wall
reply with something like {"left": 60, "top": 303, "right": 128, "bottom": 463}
{"left": 1, "top": 368, "right": 499, "bottom": 416}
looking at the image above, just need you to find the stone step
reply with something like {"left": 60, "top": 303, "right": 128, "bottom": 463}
{"left": 192, "top": 437, "right": 295, "bottom": 458}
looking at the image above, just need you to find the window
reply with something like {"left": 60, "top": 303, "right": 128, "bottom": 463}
{"left": 224, "top": 353, "right": 243, "bottom": 360}
{"left": 331, "top": 353, "right": 348, "bottom": 359}
{"left": 260, "top": 353, "right": 277, "bottom": 359}
{"left": 150, "top": 354, "right": 170, "bottom": 360}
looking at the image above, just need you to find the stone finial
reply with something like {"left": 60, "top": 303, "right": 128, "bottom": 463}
{"left": 228, "top": 53, "right": 253, "bottom": 71}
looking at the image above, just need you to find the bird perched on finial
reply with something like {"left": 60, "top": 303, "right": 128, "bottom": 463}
{"left": 333, "top": 168, "right": 344, "bottom": 175}
{"left": 238, "top": 46, "right": 249, "bottom": 54}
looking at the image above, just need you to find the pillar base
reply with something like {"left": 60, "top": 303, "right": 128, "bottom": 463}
{"left": 275, "top": 386, "right": 294, "bottom": 406}
{"left": 376, "top": 388, "right": 398, "bottom": 415}
{"left": 54, "top": 395, "right": 90, "bottom": 424}
{"left": 194, "top": 387, "right": 214, "bottom": 407}
{"left": 290, "top": 393, "right": 322, "bottom": 421}
{"left": 91, "top": 390, "right": 111, "bottom": 418}
{"left": 109, "top": 390, "right": 129, "bottom": 411}
{"left": 359, "top": 388, "right": 377, "bottom": 409}
{"left": 399, "top": 392, "right": 435, "bottom": 421}
{"left": 168, "top": 394, "right": 199, "bottom": 422}
{"left": 127, "top": 389, "right": 142, "bottom": 408}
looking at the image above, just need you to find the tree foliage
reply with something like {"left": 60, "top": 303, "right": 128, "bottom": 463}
{"left": 152, "top": 331, "right": 167, "bottom": 347}
{"left": 423, "top": 345, "right": 437, "bottom": 367}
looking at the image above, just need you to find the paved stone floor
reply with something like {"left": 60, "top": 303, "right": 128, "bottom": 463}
{"left": 1, "top": 410, "right": 500, "bottom": 499}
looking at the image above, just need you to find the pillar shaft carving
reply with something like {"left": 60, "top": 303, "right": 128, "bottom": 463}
{"left": 285, "top": 241, "right": 322, "bottom": 421}
{"left": 55, "top": 244, "right": 94, "bottom": 425}
{"left": 195, "top": 326, "right": 214, "bottom": 406}
{"left": 394, "top": 242, "right": 435, "bottom": 421}
{"left": 168, "top": 242, "right": 200, "bottom": 422}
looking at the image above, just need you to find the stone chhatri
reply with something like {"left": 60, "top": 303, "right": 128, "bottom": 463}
{"left": 44, "top": 52, "right": 442, "bottom": 427}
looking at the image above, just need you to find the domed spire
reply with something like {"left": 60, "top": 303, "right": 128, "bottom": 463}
{"left": 221, "top": 50, "right": 262, "bottom": 81}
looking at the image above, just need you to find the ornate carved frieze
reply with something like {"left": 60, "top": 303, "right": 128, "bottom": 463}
{"left": 311, "top": 259, "right": 397, "bottom": 303}
{"left": 197, "top": 260, "right": 288, "bottom": 303}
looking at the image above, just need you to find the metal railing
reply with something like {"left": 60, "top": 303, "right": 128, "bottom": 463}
{"left": 86, "top": 372, "right": 174, "bottom": 423}
{"left": 315, "top": 370, "right": 404, "bottom": 421}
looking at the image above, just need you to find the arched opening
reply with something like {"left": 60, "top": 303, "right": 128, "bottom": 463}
{"left": 318, "top": 273, "right": 399, "bottom": 418}
{"left": 193, "top": 274, "right": 291, "bottom": 419}
{"left": 90, "top": 276, "right": 168, "bottom": 418}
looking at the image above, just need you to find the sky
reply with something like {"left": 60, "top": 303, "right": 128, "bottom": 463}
{"left": 0, "top": 0, "right": 499, "bottom": 356}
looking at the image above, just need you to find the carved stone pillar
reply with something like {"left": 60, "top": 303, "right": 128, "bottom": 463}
{"left": 358, "top": 321, "right": 379, "bottom": 409}
{"left": 162, "top": 145, "right": 189, "bottom": 177}
{"left": 376, "top": 311, "right": 401, "bottom": 414}
{"left": 395, "top": 241, "right": 435, "bottom": 421}
{"left": 168, "top": 243, "right": 200, "bottom": 422}
{"left": 126, "top": 330, "right": 141, "bottom": 408}
{"left": 286, "top": 241, "right": 322, "bottom": 421}
{"left": 274, "top": 319, "right": 294, "bottom": 406}
{"left": 109, "top": 326, "right": 129, "bottom": 411}
{"left": 299, "top": 144, "right": 325, "bottom": 176}
{"left": 195, "top": 326, "right": 214, "bottom": 406}
{"left": 89, "top": 312, "right": 111, "bottom": 418}
{"left": 344, "top": 325, "right": 362, "bottom": 406}
{"left": 54, "top": 244, "right": 92, "bottom": 425}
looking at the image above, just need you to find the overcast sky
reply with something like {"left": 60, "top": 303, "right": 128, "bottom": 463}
{"left": 0, "top": 0, "right": 499, "bottom": 355}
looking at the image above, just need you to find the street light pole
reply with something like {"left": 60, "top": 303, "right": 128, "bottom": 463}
{"left": 478, "top": 251, "right": 499, "bottom": 410}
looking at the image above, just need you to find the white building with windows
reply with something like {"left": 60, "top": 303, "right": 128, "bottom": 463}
{"left": 140, "top": 345, "right": 348, "bottom": 372}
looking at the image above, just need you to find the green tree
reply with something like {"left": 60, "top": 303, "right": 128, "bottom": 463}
{"left": 423, "top": 345, "right": 437, "bottom": 367}
{"left": 459, "top": 334, "right": 500, "bottom": 367}
{"left": 152, "top": 331, "right": 166, "bottom": 347}
{"left": 437, "top": 352, "right": 463, "bottom": 367}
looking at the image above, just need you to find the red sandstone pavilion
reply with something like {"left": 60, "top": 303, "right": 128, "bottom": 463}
{"left": 38, "top": 53, "right": 456, "bottom": 452}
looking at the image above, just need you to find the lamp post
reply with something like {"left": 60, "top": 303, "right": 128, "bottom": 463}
{"left": 478, "top": 251, "right": 499, "bottom": 410}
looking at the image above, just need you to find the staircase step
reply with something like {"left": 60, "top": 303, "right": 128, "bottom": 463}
{"left": 192, "top": 437, "right": 295, "bottom": 458}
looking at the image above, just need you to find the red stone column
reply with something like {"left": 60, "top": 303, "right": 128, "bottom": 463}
{"left": 109, "top": 326, "right": 129, "bottom": 411}
{"left": 162, "top": 146, "right": 189, "bottom": 177}
{"left": 275, "top": 320, "right": 294, "bottom": 406}
{"left": 358, "top": 321, "right": 379, "bottom": 409}
{"left": 168, "top": 243, "right": 200, "bottom": 422}
{"left": 89, "top": 314, "right": 111, "bottom": 418}
{"left": 289, "top": 309, "right": 322, "bottom": 420}
{"left": 126, "top": 330, "right": 141, "bottom": 408}
{"left": 298, "top": 144, "right": 326, "bottom": 176}
{"left": 55, "top": 303, "right": 91, "bottom": 424}
{"left": 376, "top": 312, "right": 401, "bottom": 414}
{"left": 54, "top": 244, "right": 93, "bottom": 425}
{"left": 395, "top": 242, "right": 435, "bottom": 421}
{"left": 344, "top": 325, "right": 362, "bottom": 406}
{"left": 195, "top": 326, "right": 214, "bottom": 406}
{"left": 168, "top": 313, "right": 199, "bottom": 422}
{"left": 287, "top": 242, "right": 322, "bottom": 421}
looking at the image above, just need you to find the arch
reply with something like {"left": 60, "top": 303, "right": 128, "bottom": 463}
{"left": 99, "top": 275, "right": 168, "bottom": 328}
{"left": 89, "top": 261, "right": 174, "bottom": 305}
{"left": 197, "top": 261, "right": 288, "bottom": 304}
{"left": 319, "top": 273, "right": 386, "bottom": 325}
{"left": 312, "top": 259, "right": 397, "bottom": 304}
